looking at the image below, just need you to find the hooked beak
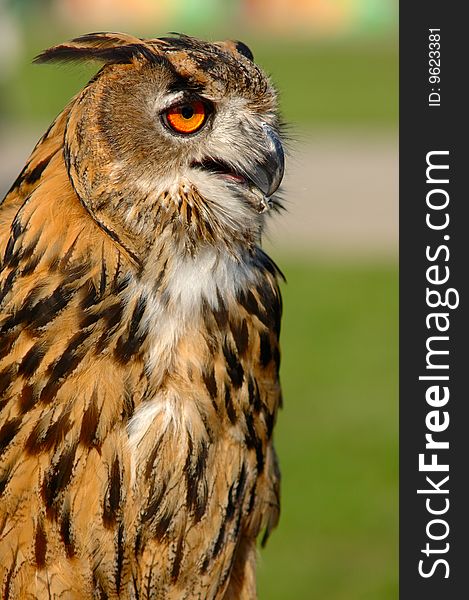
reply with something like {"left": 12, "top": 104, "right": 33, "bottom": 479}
{"left": 245, "top": 124, "right": 285, "bottom": 197}
{"left": 191, "top": 124, "right": 284, "bottom": 212}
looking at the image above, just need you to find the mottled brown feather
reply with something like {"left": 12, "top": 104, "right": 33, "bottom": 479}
{"left": 1, "top": 31, "right": 283, "bottom": 599}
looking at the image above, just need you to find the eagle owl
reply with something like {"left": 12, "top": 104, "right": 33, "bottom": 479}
{"left": 0, "top": 32, "right": 284, "bottom": 599}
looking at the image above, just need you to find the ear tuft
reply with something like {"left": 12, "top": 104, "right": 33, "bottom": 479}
{"left": 234, "top": 41, "right": 254, "bottom": 62}
{"left": 33, "top": 31, "right": 161, "bottom": 65}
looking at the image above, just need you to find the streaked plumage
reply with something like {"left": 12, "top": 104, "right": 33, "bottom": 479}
{"left": 0, "top": 32, "right": 284, "bottom": 599}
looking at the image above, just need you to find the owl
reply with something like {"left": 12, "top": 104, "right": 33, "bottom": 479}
{"left": 0, "top": 32, "right": 284, "bottom": 599}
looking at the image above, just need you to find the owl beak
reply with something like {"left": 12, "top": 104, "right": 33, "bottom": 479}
{"left": 247, "top": 124, "right": 285, "bottom": 198}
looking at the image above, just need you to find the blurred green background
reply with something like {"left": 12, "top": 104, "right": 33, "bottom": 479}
{"left": 0, "top": 0, "right": 398, "bottom": 598}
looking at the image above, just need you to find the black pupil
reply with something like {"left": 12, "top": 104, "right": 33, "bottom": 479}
{"left": 181, "top": 105, "right": 194, "bottom": 119}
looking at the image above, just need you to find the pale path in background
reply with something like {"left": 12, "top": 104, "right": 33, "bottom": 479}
{"left": 265, "top": 132, "right": 398, "bottom": 258}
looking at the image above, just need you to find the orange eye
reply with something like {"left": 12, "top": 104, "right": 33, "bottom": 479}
{"left": 165, "top": 100, "right": 207, "bottom": 134}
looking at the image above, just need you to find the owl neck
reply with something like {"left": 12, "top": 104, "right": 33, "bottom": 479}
{"left": 65, "top": 146, "right": 263, "bottom": 267}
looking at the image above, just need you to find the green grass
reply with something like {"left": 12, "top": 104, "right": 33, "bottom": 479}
{"left": 257, "top": 260, "right": 398, "bottom": 599}
{"left": 255, "top": 40, "right": 398, "bottom": 128}
{"left": 1, "top": 35, "right": 397, "bottom": 128}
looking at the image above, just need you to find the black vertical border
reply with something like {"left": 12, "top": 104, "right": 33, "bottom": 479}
{"left": 400, "top": 4, "right": 467, "bottom": 598}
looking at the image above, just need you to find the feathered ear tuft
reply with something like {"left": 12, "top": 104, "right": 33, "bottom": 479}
{"left": 33, "top": 31, "right": 163, "bottom": 65}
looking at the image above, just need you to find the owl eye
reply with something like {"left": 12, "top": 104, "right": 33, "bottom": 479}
{"left": 164, "top": 100, "right": 208, "bottom": 135}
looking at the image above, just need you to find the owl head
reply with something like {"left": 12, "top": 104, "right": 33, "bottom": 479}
{"left": 36, "top": 32, "right": 285, "bottom": 259}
